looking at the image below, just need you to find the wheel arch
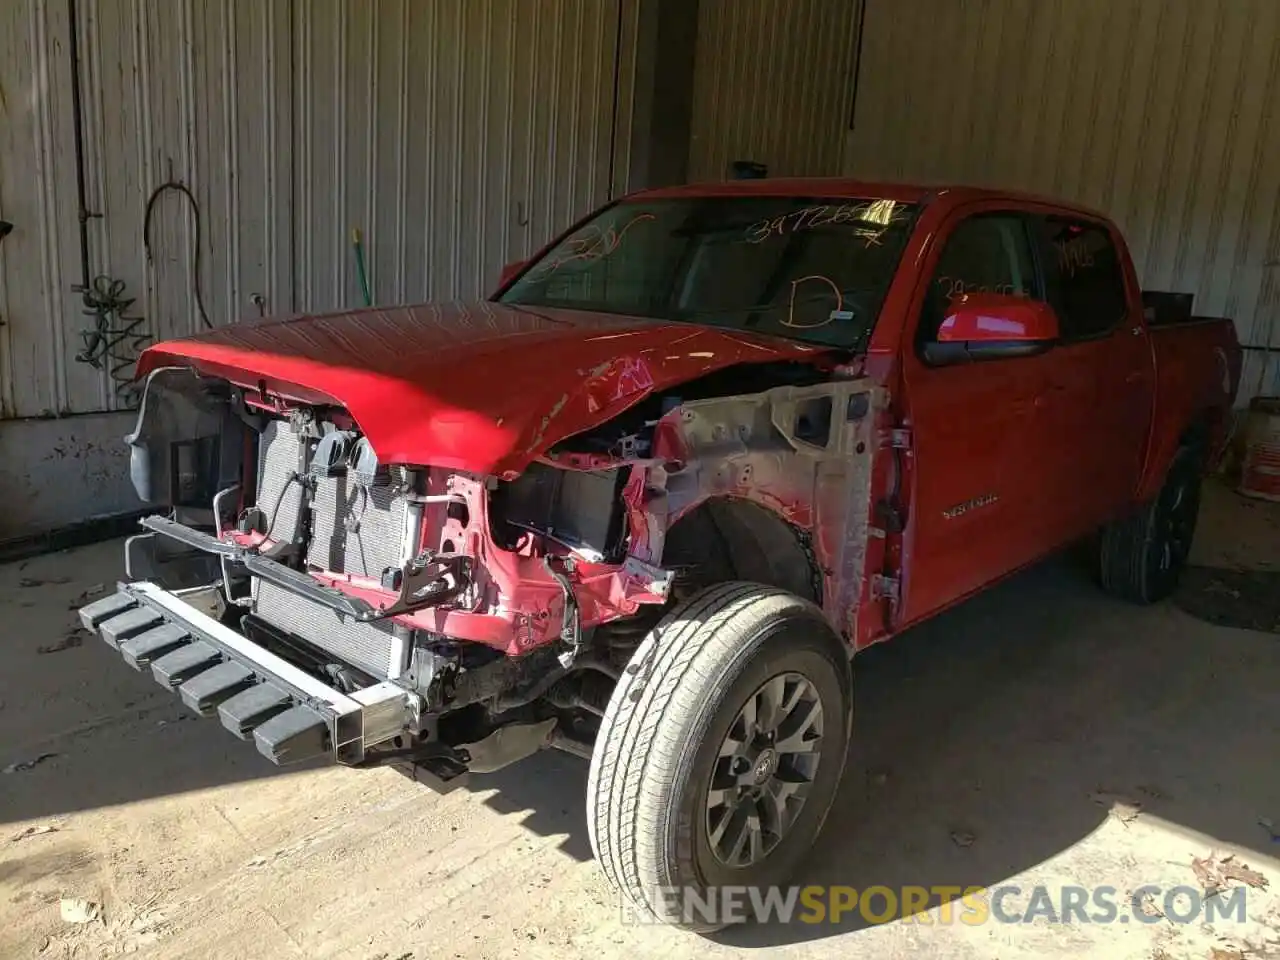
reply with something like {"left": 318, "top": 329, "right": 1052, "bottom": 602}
{"left": 1135, "top": 407, "right": 1222, "bottom": 502}
{"left": 663, "top": 495, "right": 824, "bottom": 608}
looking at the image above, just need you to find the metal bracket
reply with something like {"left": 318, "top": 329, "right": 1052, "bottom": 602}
{"left": 879, "top": 427, "right": 912, "bottom": 450}
{"left": 141, "top": 514, "right": 239, "bottom": 557}
{"left": 543, "top": 557, "right": 582, "bottom": 668}
{"left": 361, "top": 553, "right": 473, "bottom": 622}
{"left": 870, "top": 574, "right": 900, "bottom": 602}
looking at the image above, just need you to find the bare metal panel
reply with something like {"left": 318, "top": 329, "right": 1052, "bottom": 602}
{"left": 0, "top": 0, "right": 293, "bottom": 419}
{"left": 847, "top": 0, "right": 1280, "bottom": 400}
{"left": 76, "top": 0, "right": 294, "bottom": 400}
{"left": 688, "top": 0, "right": 861, "bottom": 182}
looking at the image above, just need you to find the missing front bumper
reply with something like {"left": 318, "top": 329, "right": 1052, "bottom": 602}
{"left": 79, "top": 582, "right": 418, "bottom": 765}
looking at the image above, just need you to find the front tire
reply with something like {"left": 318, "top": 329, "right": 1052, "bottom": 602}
{"left": 586, "top": 582, "right": 852, "bottom": 931}
{"left": 1099, "top": 445, "right": 1202, "bottom": 604}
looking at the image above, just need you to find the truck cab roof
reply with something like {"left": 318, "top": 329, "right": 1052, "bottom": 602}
{"left": 630, "top": 177, "right": 1111, "bottom": 221}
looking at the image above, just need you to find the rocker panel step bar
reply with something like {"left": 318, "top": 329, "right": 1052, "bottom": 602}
{"left": 80, "top": 581, "right": 413, "bottom": 766}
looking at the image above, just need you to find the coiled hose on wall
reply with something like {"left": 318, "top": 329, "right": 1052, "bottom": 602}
{"left": 73, "top": 181, "right": 212, "bottom": 407}
{"left": 74, "top": 275, "right": 150, "bottom": 407}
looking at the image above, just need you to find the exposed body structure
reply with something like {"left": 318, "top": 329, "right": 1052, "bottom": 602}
{"left": 80, "top": 180, "right": 1240, "bottom": 929}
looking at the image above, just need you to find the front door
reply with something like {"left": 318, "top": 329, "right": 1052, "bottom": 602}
{"left": 899, "top": 211, "right": 1061, "bottom": 623}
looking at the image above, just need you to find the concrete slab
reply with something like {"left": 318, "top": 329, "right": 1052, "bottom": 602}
{"left": 1, "top": 485, "right": 1277, "bottom": 959}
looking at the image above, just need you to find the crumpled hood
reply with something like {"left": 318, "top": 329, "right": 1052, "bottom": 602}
{"left": 136, "top": 301, "right": 828, "bottom": 477}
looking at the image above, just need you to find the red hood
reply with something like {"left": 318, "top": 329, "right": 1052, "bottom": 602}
{"left": 136, "top": 301, "right": 828, "bottom": 477}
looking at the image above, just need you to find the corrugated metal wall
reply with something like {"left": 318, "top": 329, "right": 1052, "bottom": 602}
{"left": 0, "top": 0, "right": 624, "bottom": 421}
{"left": 292, "top": 0, "right": 622, "bottom": 312}
{"left": 79, "top": 0, "right": 295, "bottom": 411}
{"left": 1, "top": 0, "right": 297, "bottom": 419}
{"left": 687, "top": 0, "right": 861, "bottom": 182}
{"left": 0, "top": 0, "right": 81, "bottom": 419}
{"left": 847, "top": 0, "right": 1280, "bottom": 399}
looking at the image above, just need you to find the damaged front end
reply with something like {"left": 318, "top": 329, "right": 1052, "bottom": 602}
{"left": 85, "top": 366, "right": 674, "bottom": 776}
{"left": 83, "top": 355, "right": 877, "bottom": 783}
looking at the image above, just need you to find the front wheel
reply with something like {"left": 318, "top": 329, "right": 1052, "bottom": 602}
{"left": 1099, "top": 445, "right": 1202, "bottom": 604}
{"left": 586, "top": 582, "right": 852, "bottom": 931}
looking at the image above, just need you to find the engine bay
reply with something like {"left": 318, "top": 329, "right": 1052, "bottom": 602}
{"left": 124, "top": 367, "right": 672, "bottom": 686}
{"left": 119, "top": 359, "right": 876, "bottom": 777}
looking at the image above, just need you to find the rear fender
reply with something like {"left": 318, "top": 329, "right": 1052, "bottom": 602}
{"left": 1135, "top": 410, "right": 1220, "bottom": 502}
{"left": 1135, "top": 333, "right": 1238, "bottom": 502}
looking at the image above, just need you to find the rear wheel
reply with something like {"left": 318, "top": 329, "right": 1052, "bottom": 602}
{"left": 1099, "top": 445, "right": 1202, "bottom": 604}
{"left": 586, "top": 582, "right": 852, "bottom": 931}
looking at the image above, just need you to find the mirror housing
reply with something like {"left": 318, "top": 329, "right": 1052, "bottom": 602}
{"left": 926, "top": 293, "right": 1060, "bottom": 364}
{"left": 496, "top": 258, "right": 528, "bottom": 290}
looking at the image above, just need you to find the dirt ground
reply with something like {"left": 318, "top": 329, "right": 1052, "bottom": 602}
{"left": 2, "top": 481, "right": 1279, "bottom": 960}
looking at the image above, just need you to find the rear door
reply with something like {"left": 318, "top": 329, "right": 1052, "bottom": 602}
{"left": 1028, "top": 214, "right": 1153, "bottom": 536}
{"left": 899, "top": 209, "right": 1060, "bottom": 622}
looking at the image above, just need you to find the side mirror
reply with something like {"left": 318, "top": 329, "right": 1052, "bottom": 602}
{"left": 496, "top": 258, "right": 528, "bottom": 290}
{"left": 926, "top": 293, "right": 1060, "bottom": 364}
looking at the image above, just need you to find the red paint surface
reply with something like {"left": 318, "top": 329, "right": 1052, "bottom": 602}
{"left": 860, "top": 189, "right": 1241, "bottom": 643}
{"left": 136, "top": 302, "right": 824, "bottom": 479}
{"left": 140, "top": 178, "right": 1244, "bottom": 655}
{"left": 937, "top": 293, "right": 1060, "bottom": 343}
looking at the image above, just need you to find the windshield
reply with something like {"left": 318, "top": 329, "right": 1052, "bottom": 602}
{"left": 499, "top": 195, "right": 918, "bottom": 349}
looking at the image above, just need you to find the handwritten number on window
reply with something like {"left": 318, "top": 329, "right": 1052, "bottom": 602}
{"left": 525, "top": 213, "right": 657, "bottom": 280}
{"left": 744, "top": 201, "right": 899, "bottom": 245}
{"left": 936, "top": 276, "right": 1016, "bottom": 300}
{"left": 1055, "top": 236, "right": 1095, "bottom": 278}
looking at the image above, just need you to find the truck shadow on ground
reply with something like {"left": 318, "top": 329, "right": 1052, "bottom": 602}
{"left": 474, "top": 548, "right": 1279, "bottom": 948}
{"left": 481, "top": 750, "right": 594, "bottom": 861}
{"left": 3, "top": 542, "right": 1277, "bottom": 948}
{"left": 712, "top": 555, "right": 1280, "bottom": 947}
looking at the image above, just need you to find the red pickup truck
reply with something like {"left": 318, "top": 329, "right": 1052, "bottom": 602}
{"left": 80, "top": 179, "right": 1239, "bottom": 929}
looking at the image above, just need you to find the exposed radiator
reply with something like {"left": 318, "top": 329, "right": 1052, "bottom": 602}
{"left": 257, "top": 420, "right": 305, "bottom": 545}
{"left": 254, "top": 579, "right": 401, "bottom": 678}
{"left": 252, "top": 419, "right": 412, "bottom": 678}
{"left": 256, "top": 419, "right": 409, "bottom": 578}
{"left": 308, "top": 475, "right": 408, "bottom": 578}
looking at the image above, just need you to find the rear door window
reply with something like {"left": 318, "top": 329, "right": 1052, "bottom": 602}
{"left": 918, "top": 214, "right": 1037, "bottom": 344}
{"left": 1031, "top": 217, "right": 1128, "bottom": 340}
